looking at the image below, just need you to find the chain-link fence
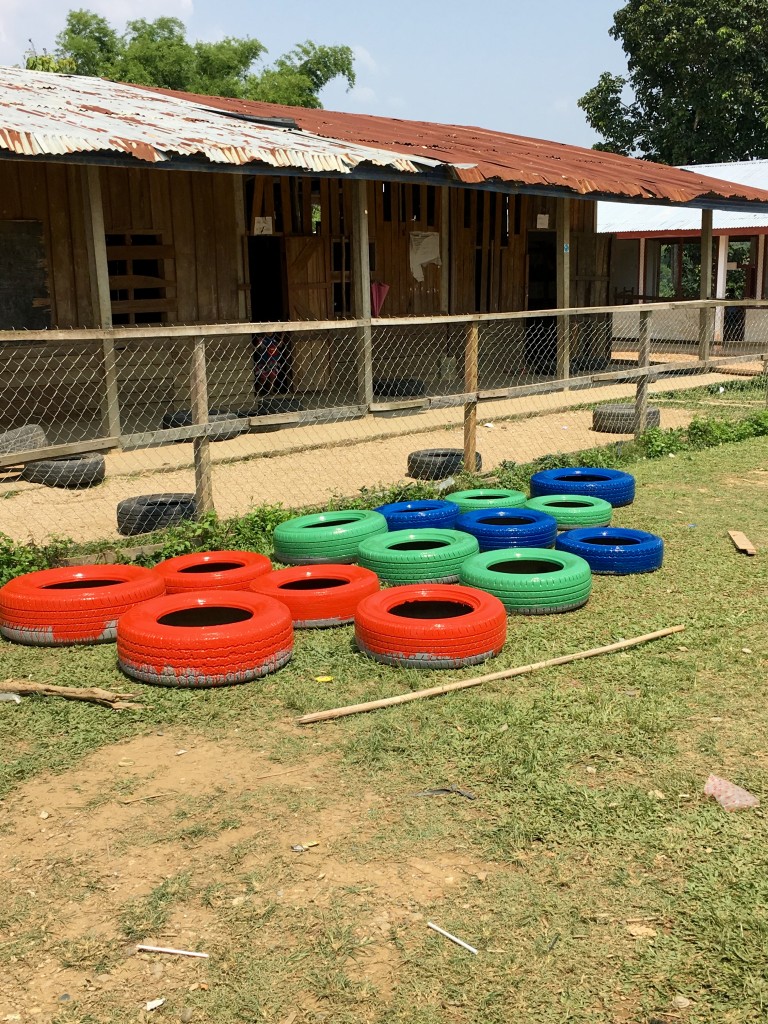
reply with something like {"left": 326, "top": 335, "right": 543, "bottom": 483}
{"left": 1, "top": 300, "right": 766, "bottom": 545}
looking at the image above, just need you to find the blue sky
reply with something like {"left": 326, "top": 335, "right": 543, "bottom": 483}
{"left": 0, "top": 0, "right": 628, "bottom": 147}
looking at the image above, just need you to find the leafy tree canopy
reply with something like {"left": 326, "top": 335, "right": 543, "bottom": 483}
{"left": 25, "top": 10, "right": 355, "bottom": 108}
{"left": 578, "top": 0, "right": 768, "bottom": 164}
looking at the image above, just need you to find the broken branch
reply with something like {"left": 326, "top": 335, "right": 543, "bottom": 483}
{"left": 0, "top": 678, "right": 143, "bottom": 710}
{"left": 296, "top": 625, "right": 685, "bottom": 724}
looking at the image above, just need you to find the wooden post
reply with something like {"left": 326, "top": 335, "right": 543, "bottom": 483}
{"left": 463, "top": 321, "right": 479, "bottom": 472}
{"left": 351, "top": 179, "right": 373, "bottom": 407}
{"left": 190, "top": 336, "right": 214, "bottom": 515}
{"left": 556, "top": 198, "right": 571, "bottom": 381}
{"left": 637, "top": 236, "right": 646, "bottom": 298}
{"left": 698, "top": 209, "right": 713, "bottom": 363}
{"left": 756, "top": 234, "right": 766, "bottom": 301}
{"left": 81, "top": 166, "right": 121, "bottom": 439}
{"left": 634, "top": 308, "right": 651, "bottom": 438}
{"left": 713, "top": 233, "right": 728, "bottom": 343}
{"left": 440, "top": 187, "right": 450, "bottom": 315}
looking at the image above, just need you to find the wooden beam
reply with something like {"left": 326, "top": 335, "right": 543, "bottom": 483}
{"left": 637, "top": 236, "right": 646, "bottom": 297}
{"left": 463, "top": 320, "right": 479, "bottom": 472}
{"left": 728, "top": 530, "right": 757, "bottom": 556}
{"left": 756, "top": 235, "right": 766, "bottom": 301}
{"left": 633, "top": 308, "right": 651, "bottom": 437}
{"left": 81, "top": 166, "right": 121, "bottom": 439}
{"left": 350, "top": 179, "right": 373, "bottom": 406}
{"left": 698, "top": 209, "right": 714, "bottom": 362}
{"left": 440, "top": 187, "right": 450, "bottom": 315}
{"left": 556, "top": 198, "right": 571, "bottom": 380}
{"left": 189, "top": 336, "right": 214, "bottom": 515}
{"left": 0, "top": 437, "right": 119, "bottom": 471}
{"left": 713, "top": 234, "right": 729, "bottom": 342}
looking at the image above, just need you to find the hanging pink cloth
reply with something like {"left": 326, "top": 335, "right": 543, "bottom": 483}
{"left": 370, "top": 282, "right": 390, "bottom": 316}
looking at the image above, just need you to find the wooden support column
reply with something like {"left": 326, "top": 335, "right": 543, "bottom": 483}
{"left": 633, "top": 309, "right": 651, "bottom": 438}
{"left": 190, "top": 336, "right": 214, "bottom": 515}
{"left": 713, "top": 234, "right": 729, "bottom": 343}
{"left": 756, "top": 234, "right": 766, "bottom": 300}
{"left": 556, "top": 198, "right": 571, "bottom": 380}
{"left": 351, "top": 180, "right": 373, "bottom": 407}
{"left": 698, "top": 209, "right": 713, "bottom": 363}
{"left": 440, "top": 187, "right": 450, "bottom": 315}
{"left": 463, "top": 321, "right": 479, "bottom": 472}
{"left": 638, "top": 237, "right": 646, "bottom": 297}
{"left": 81, "top": 166, "right": 121, "bottom": 439}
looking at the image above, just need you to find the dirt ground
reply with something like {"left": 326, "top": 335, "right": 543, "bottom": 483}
{"left": 0, "top": 373, "right": 735, "bottom": 544}
{"left": 0, "top": 733, "right": 492, "bottom": 1023}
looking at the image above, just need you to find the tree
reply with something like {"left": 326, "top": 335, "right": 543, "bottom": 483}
{"left": 25, "top": 9, "right": 355, "bottom": 108}
{"left": 578, "top": 0, "right": 768, "bottom": 164}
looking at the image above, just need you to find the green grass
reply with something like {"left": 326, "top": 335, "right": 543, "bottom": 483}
{"left": 1, "top": 438, "right": 767, "bottom": 1022}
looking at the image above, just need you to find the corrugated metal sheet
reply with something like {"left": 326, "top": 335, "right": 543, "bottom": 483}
{"left": 0, "top": 67, "right": 441, "bottom": 175}
{"left": 597, "top": 161, "right": 768, "bottom": 234}
{"left": 161, "top": 89, "right": 768, "bottom": 208}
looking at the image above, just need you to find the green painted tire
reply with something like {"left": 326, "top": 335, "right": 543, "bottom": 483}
{"left": 273, "top": 510, "right": 388, "bottom": 565}
{"left": 444, "top": 488, "right": 527, "bottom": 513}
{"left": 525, "top": 494, "right": 613, "bottom": 530}
{"left": 358, "top": 528, "right": 480, "bottom": 584}
{"left": 459, "top": 547, "right": 592, "bottom": 614}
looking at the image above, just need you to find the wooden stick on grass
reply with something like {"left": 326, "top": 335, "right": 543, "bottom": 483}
{"left": 296, "top": 625, "right": 685, "bottom": 725}
{"left": 0, "top": 679, "right": 143, "bottom": 710}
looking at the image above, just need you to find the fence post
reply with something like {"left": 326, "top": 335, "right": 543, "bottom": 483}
{"left": 351, "top": 180, "right": 373, "bottom": 407}
{"left": 698, "top": 209, "right": 713, "bottom": 364}
{"left": 190, "top": 336, "right": 214, "bottom": 515}
{"left": 556, "top": 198, "right": 571, "bottom": 382}
{"left": 81, "top": 165, "right": 121, "bottom": 439}
{"left": 633, "top": 309, "right": 651, "bottom": 439}
{"left": 464, "top": 320, "right": 479, "bottom": 472}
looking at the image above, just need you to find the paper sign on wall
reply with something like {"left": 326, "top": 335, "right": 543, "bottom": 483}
{"left": 253, "top": 216, "right": 274, "bottom": 235}
{"left": 536, "top": 214, "right": 550, "bottom": 229}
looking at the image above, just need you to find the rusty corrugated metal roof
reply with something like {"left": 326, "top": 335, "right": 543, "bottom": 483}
{"left": 0, "top": 67, "right": 442, "bottom": 175}
{"left": 161, "top": 89, "right": 768, "bottom": 208}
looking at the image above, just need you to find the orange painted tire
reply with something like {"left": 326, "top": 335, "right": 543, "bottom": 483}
{"left": 154, "top": 550, "right": 272, "bottom": 594}
{"left": 354, "top": 584, "right": 507, "bottom": 669}
{"left": 0, "top": 565, "right": 165, "bottom": 646}
{"left": 250, "top": 564, "right": 379, "bottom": 628}
{"left": 117, "top": 590, "right": 293, "bottom": 687}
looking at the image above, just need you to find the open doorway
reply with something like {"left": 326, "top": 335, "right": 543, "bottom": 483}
{"left": 248, "top": 236, "right": 292, "bottom": 396}
{"left": 525, "top": 232, "right": 557, "bottom": 375}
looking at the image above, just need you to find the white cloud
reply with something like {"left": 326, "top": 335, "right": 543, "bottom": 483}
{"left": 352, "top": 44, "right": 378, "bottom": 75}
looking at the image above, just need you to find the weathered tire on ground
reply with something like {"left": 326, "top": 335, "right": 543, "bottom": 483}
{"left": 592, "top": 404, "right": 660, "bottom": 434}
{"left": 117, "top": 493, "right": 197, "bottom": 537}
{"left": 556, "top": 527, "right": 664, "bottom": 575}
{"left": 373, "top": 377, "right": 427, "bottom": 398}
{"left": 444, "top": 488, "right": 527, "bottom": 513}
{"left": 455, "top": 507, "right": 558, "bottom": 551}
{"left": 117, "top": 590, "right": 293, "bottom": 687}
{"left": 251, "top": 564, "right": 379, "bottom": 627}
{"left": 525, "top": 494, "right": 613, "bottom": 530}
{"left": 357, "top": 528, "right": 479, "bottom": 584}
{"left": 407, "top": 449, "right": 483, "bottom": 480}
{"left": 161, "top": 409, "right": 247, "bottom": 442}
{"left": 0, "top": 565, "right": 165, "bottom": 646}
{"left": 21, "top": 454, "right": 105, "bottom": 489}
{"left": 273, "top": 510, "right": 387, "bottom": 565}
{"left": 355, "top": 583, "right": 507, "bottom": 668}
{"left": 0, "top": 424, "right": 48, "bottom": 457}
{"left": 529, "top": 467, "right": 635, "bottom": 507}
{"left": 374, "top": 499, "right": 460, "bottom": 531}
{"left": 154, "top": 550, "right": 272, "bottom": 594}
{"left": 459, "top": 548, "right": 592, "bottom": 614}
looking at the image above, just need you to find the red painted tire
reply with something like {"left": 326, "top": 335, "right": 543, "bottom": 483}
{"left": 117, "top": 590, "right": 293, "bottom": 687}
{"left": 0, "top": 565, "right": 165, "bottom": 646}
{"left": 250, "top": 564, "right": 380, "bottom": 628}
{"left": 355, "top": 584, "right": 507, "bottom": 669}
{"left": 154, "top": 550, "right": 272, "bottom": 594}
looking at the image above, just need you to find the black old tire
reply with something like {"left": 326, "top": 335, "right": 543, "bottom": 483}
{"left": 0, "top": 424, "right": 48, "bottom": 457}
{"left": 407, "top": 449, "right": 483, "bottom": 480}
{"left": 592, "top": 404, "right": 660, "bottom": 434}
{"left": 373, "top": 377, "right": 427, "bottom": 398}
{"left": 21, "top": 454, "right": 105, "bottom": 489}
{"left": 161, "top": 409, "right": 247, "bottom": 442}
{"left": 117, "top": 493, "right": 197, "bottom": 537}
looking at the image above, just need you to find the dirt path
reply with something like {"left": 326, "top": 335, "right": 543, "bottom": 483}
{"left": 0, "top": 373, "right": 733, "bottom": 544}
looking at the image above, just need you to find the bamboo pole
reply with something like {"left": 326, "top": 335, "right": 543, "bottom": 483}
{"left": 296, "top": 625, "right": 685, "bottom": 724}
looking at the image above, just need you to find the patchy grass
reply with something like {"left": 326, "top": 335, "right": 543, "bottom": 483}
{"left": 0, "top": 438, "right": 767, "bottom": 1023}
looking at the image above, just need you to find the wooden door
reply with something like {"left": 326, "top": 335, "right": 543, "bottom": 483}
{"left": 285, "top": 236, "right": 332, "bottom": 391}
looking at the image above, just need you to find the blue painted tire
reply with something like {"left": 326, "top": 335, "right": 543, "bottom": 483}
{"left": 374, "top": 499, "right": 460, "bottom": 531}
{"left": 556, "top": 527, "right": 663, "bottom": 575}
{"left": 455, "top": 508, "right": 558, "bottom": 551}
{"left": 529, "top": 467, "right": 635, "bottom": 507}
